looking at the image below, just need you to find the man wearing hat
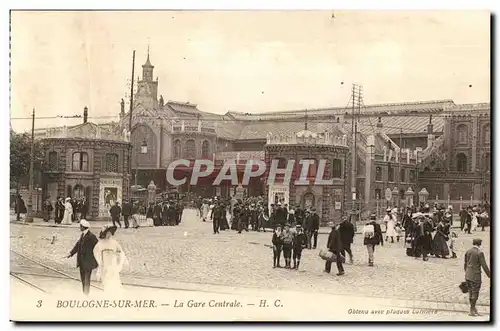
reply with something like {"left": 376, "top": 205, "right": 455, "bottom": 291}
{"left": 67, "top": 219, "right": 99, "bottom": 295}
{"left": 325, "top": 222, "right": 344, "bottom": 275}
{"left": 363, "top": 214, "right": 383, "bottom": 266}
{"left": 292, "top": 224, "right": 307, "bottom": 269}
{"left": 338, "top": 216, "right": 355, "bottom": 264}
{"left": 464, "top": 238, "right": 490, "bottom": 316}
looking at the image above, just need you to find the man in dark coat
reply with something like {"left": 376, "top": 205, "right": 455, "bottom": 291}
{"left": 109, "top": 201, "right": 122, "bottom": 228}
{"left": 292, "top": 224, "right": 307, "bottom": 269}
{"left": 414, "top": 215, "right": 433, "bottom": 261}
{"left": 121, "top": 199, "right": 132, "bottom": 228}
{"left": 212, "top": 202, "right": 223, "bottom": 234}
{"left": 80, "top": 198, "right": 89, "bottom": 221}
{"left": 67, "top": 219, "right": 98, "bottom": 295}
{"left": 464, "top": 238, "right": 490, "bottom": 316}
{"left": 363, "top": 214, "right": 383, "bottom": 266}
{"left": 324, "top": 222, "right": 345, "bottom": 276}
{"left": 310, "top": 208, "right": 320, "bottom": 249}
{"left": 338, "top": 216, "right": 355, "bottom": 264}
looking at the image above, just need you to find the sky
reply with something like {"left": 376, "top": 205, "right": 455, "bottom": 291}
{"left": 10, "top": 10, "right": 490, "bottom": 132}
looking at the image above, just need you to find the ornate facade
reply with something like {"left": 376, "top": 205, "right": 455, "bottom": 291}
{"left": 417, "top": 103, "right": 490, "bottom": 208}
{"left": 264, "top": 128, "right": 349, "bottom": 224}
{"left": 31, "top": 53, "right": 491, "bottom": 220}
{"left": 41, "top": 108, "right": 132, "bottom": 219}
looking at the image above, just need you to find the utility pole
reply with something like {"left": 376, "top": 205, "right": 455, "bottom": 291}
{"left": 24, "top": 108, "right": 36, "bottom": 223}
{"left": 129, "top": 50, "right": 136, "bottom": 133}
{"left": 129, "top": 50, "right": 136, "bottom": 195}
{"left": 397, "top": 128, "right": 402, "bottom": 209}
{"left": 350, "top": 83, "right": 362, "bottom": 230}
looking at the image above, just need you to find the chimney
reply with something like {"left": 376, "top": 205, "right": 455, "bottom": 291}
{"left": 83, "top": 106, "right": 88, "bottom": 123}
{"left": 427, "top": 114, "right": 435, "bottom": 149}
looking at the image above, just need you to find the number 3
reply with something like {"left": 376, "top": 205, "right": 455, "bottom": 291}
{"left": 36, "top": 300, "right": 42, "bottom": 308}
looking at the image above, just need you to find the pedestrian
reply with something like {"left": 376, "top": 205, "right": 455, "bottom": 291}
{"left": 93, "top": 224, "right": 127, "bottom": 293}
{"left": 272, "top": 226, "right": 283, "bottom": 268}
{"left": 464, "top": 238, "right": 490, "bottom": 316}
{"left": 61, "top": 197, "right": 73, "bottom": 225}
{"left": 66, "top": 219, "right": 99, "bottom": 295}
{"left": 432, "top": 219, "right": 450, "bottom": 258}
{"left": 363, "top": 214, "right": 383, "bottom": 266}
{"left": 212, "top": 202, "right": 222, "bottom": 234}
{"left": 450, "top": 232, "right": 458, "bottom": 259}
{"left": 121, "top": 199, "right": 132, "bottom": 228}
{"left": 109, "top": 201, "right": 122, "bottom": 228}
{"left": 310, "top": 208, "right": 320, "bottom": 249}
{"left": 338, "top": 216, "right": 355, "bottom": 264}
{"left": 471, "top": 208, "right": 479, "bottom": 232}
{"left": 43, "top": 198, "right": 53, "bottom": 222}
{"left": 324, "top": 222, "right": 345, "bottom": 276}
{"left": 464, "top": 207, "right": 473, "bottom": 234}
{"left": 459, "top": 207, "right": 468, "bottom": 231}
{"left": 292, "top": 224, "right": 307, "bottom": 269}
{"left": 280, "top": 223, "right": 294, "bottom": 269}
{"left": 383, "top": 208, "right": 397, "bottom": 243}
{"left": 414, "top": 214, "right": 433, "bottom": 261}
{"left": 80, "top": 198, "right": 88, "bottom": 221}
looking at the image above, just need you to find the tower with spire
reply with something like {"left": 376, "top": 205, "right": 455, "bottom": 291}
{"left": 134, "top": 47, "right": 159, "bottom": 110}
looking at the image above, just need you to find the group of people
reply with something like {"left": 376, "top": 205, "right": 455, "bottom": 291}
{"left": 44, "top": 196, "right": 89, "bottom": 224}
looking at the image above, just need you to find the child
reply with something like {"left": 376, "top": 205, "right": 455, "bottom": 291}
{"left": 292, "top": 224, "right": 307, "bottom": 270}
{"left": 450, "top": 232, "right": 458, "bottom": 258}
{"left": 272, "top": 226, "right": 283, "bottom": 268}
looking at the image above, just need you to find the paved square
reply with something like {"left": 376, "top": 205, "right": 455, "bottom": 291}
{"left": 10, "top": 209, "right": 491, "bottom": 310}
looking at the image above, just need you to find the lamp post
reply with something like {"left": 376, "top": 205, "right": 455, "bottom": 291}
{"left": 135, "top": 140, "right": 148, "bottom": 187}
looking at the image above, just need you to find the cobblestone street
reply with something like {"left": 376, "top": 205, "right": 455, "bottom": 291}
{"left": 10, "top": 209, "right": 491, "bottom": 311}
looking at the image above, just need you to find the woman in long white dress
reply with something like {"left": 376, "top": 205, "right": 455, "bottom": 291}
{"left": 61, "top": 198, "right": 73, "bottom": 225}
{"left": 383, "top": 208, "right": 397, "bottom": 243}
{"left": 201, "top": 200, "right": 210, "bottom": 222}
{"left": 93, "top": 225, "right": 128, "bottom": 294}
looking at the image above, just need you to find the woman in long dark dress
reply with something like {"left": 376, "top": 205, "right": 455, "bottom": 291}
{"left": 432, "top": 220, "right": 450, "bottom": 258}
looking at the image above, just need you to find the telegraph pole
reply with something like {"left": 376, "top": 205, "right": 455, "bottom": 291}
{"left": 129, "top": 50, "right": 136, "bottom": 133}
{"left": 24, "top": 108, "right": 36, "bottom": 223}
{"left": 129, "top": 50, "right": 136, "bottom": 194}
{"left": 397, "top": 128, "right": 402, "bottom": 209}
{"left": 350, "top": 83, "right": 362, "bottom": 230}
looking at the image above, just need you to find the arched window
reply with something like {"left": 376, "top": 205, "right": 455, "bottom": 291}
{"left": 400, "top": 168, "right": 406, "bottom": 182}
{"left": 483, "top": 124, "right": 490, "bottom": 145}
{"left": 332, "top": 159, "right": 342, "bottom": 178}
{"left": 201, "top": 140, "right": 210, "bottom": 158}
{"left": 304, "top": 158, "right": 317, "bottom": 178}
{"left": 73, "top": 185, "right": 85, "bottom": 199}
{"left": 72, "top": 152, "right": 89, "bottom": 172}
{"left": 456, "top": 153, "right": 468, "bottom": 172}
{"left": 173, "top": 139, "right": 181, "bottom": 159}
{"left": 388, "top": 165, "right": 394, "bottom": 182}
{"left": 399, "top": 189, "right": 405, "bottom": 200}
{"left": 185, "top": 139, "right": 196, "bottom": 159}
{"left": 456, "top": 124, "right": 468, "bottom": 144}
{"left": 105, "top": 153, "right": 118, "bottom": 172}
{"left": 375, "top": 188, "right": 382, "bottom": 200}
{"left": 409, "top": 170, "right": 416, "bottom": 182}
{"left": 48, "top": 151, "right": 58, "bottom": 170}
{"left": 375, "top": 166, "right": 382, "bottom": 181}
{"left": 276, "top": 157, "right": 287, "bottom": 168}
